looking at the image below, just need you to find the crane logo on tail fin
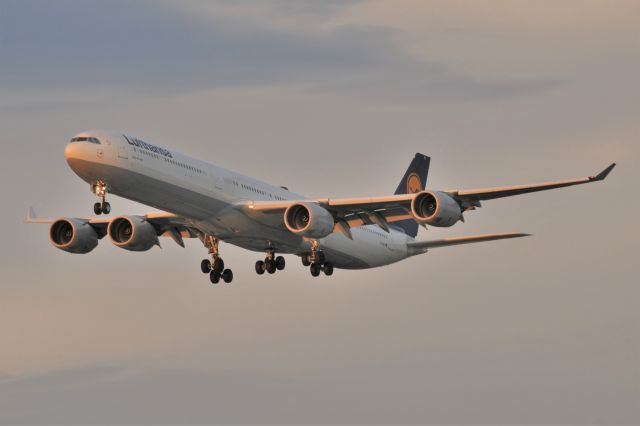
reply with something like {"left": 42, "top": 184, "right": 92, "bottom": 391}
{"left": 407, "top": 173, "right": 422, "bottom": 193}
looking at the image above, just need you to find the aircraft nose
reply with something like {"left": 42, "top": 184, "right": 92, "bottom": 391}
{"left": 64, "top": 140, "right": 93, "bottom": 164}
{"left": 63, "top": 142, "right": 79, "bottom": 160}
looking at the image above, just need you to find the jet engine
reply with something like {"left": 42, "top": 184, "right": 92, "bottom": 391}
{"left": 284, "top": 203, "right": 334, "bottom": 239}
{"left": 108, "top": 216, "right": 158, "bottom": 251}
{"left": 49, "top": 218, "right": 98, "bottom": 254}
{"left": 411, "top": 191, "right": 462, "bottom": 227}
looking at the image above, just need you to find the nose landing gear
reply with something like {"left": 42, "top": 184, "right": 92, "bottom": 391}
{"left": 200, "top": 235, "right": 233, "bottom": 284}
{"left": 91, "top": 181, "right": 111, "bottom": 215}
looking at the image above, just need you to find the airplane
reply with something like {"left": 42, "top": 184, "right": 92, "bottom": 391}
{"left": 25, "top": 130, "right": 615, "bottom": 284}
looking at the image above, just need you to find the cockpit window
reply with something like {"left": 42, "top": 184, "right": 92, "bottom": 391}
{"left": 70, "top": 136, "right": 101, "bottom": 144}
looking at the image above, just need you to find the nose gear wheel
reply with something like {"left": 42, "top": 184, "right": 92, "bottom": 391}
{"left": 91, "top": 180, "right": 111, "bottom": 215}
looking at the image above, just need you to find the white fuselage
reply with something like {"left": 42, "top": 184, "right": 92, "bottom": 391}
{"left": 64, "top": 131, "right": 412, "bottom": 269}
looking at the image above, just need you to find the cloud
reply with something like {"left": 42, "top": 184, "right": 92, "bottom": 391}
{"left": 2, "top": 3, "right": 637, "bottom": 424}
{"left": 0, "top": 0, "right": 559, "bottom": 101}
{"left": 0, "top": 365, "right": 379, "bottom": 425}
{"left": 2, "top": 362, "right": 638, "bottom": 425}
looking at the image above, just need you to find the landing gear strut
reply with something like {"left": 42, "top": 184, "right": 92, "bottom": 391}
{"left": 302, "top": 240, "right": 333, "bottom": 277}
{"left": 255, "top": 248, "right": 286, "bottom": 275}
{"left": 91, "top": 180, "right": 111, "bottom": 215}
{"left": 200, "top": 235, "right": 233, "bottom": 284}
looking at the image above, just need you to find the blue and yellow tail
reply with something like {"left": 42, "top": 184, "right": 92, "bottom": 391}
{"left": 393, "top": 153, "right": 430, "bottom": 238}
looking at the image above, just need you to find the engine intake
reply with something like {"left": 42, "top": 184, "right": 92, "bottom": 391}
{"left": 49, "top": 218, "right": 98, "bottom": 254}
{"left": 411, "top": 191, "right": 462, "bottom": 227}
{"left": 108, "top": 216, "right": 158, "bottom": 251}
{"left": 284, "top": 203, "right": 334, "bottom": 239}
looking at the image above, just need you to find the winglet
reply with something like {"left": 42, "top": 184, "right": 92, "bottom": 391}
{"left": 590, "top": 163, "right": 616, "bottom": 181}
{"left": 25, "top": 207, "right": 57, "bottom": 224}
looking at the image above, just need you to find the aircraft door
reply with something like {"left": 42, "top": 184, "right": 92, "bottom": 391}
{"left": 117, "top": 138, "right": 129, "bottom": 159}
{"left": 214, "top": 176, "right": 224, "bottom": 190}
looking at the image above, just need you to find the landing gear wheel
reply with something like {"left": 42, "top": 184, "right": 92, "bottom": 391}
{"left": 213, "top": 257, "right": 224, "bottom": 272}
{"left": 317, "top": 251, "right": 326, "bottom": 264}
{"left": 310, "top": 263, "right": 321, "bottom": 277}
{"left": 93, "top": 201, "right": 111, "bottom": 215}
{"left": 266, "top": 259, "right": 277, "bottom": 274}
{"left": 323, "top": 262, "right": 334, "bottom": 276}
{"left": 301, "top": 254, "right": 311, "bottom": 267}
{"left": 91, "top": 181, "right": 110, "bottom": 215}
{"left": 221, "top": 269, "right": 233, "bottom": 283}
{"left": 255, "top": 260, "right": 265, "bottom": 275}
{"left": 202, "top": 235, "right": 231, "bottom": 286}
{"left": 201, "top": 259, "right": 211, "bottom": 274}
{"left": 275, "top": 256, "right": 285, "bottom": 270}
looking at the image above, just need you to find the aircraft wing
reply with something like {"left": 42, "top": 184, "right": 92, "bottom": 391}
{"left": 448, "top": 163, "right": 616, "bottom": 202}
{"left": 25, "top": 209, "right": 200, "bottom": 247}
{"left": 407, "top": 232, "right": 530, "bottom": 255}
{"left": 242, "top": 163, "right": 615, "bottom": 235}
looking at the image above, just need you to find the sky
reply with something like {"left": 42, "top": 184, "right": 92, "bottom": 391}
{"left": 0, "top": 0, "right": 639, "bottom": 424}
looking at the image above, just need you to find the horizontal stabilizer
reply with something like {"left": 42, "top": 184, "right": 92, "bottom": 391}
{"left": 407, "top": 232, "right": 530, "bottom": 256}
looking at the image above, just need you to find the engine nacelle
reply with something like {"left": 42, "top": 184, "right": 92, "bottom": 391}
{"left": 108, "top": 216, "right": 158, "bottom": 251}
{"left": 411, "top": 190, "right": 462, "bottom": 227}
{"left": 49, "top": 218, "right": 98, "bottom": 254}
{"left": 284, "top": 203, "right": 334, "bottom": 239}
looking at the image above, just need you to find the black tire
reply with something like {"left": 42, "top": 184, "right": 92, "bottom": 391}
{"left": 266, "top": 259, "right": 276, "bottom": 274}
{"left": 255, "top": 260, "right": 265, "bottom": 275}
{"left": 275, "top": 256, "right": 285, "bottom": 270}
{"left": 93, "top": 202, "right": 102, "bottom": 215}
{"left": 200, "top": 259, "right": 211, "bottom": 274}
{"left": 213, "top": 257, "right": 224, "bottom": 272}
{"left": 301, "top": 254, "right": 311, "bottom": 267}
{"left": 209, "top": 270, "right": 220, "bottom": 284}
{"left": 310, "top": 263, "right": 321, "bottom": 277}
{"left": 323, "top": 262, "right": 334, "bottom": 276}
{"left": 102, "top": 202, "right": 111, "bottom": 215}
{"left": 317, "top": 251, "right": 326, "bottom": 264}
{"left": 222, "top": 269, "right": 233, "bottom": 283}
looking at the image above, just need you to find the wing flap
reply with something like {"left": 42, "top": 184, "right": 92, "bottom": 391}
{"left": 243, "top": 195, "right": 412, "bottom": 214}
{"left": 323, "top": 194, "right": 413, "bottom": 212}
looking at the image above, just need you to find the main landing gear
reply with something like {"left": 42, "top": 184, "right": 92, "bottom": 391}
{"left": 255, "top": 248, "right": 286, "bottom": 275}
{"left": 301, "top": 241, "right": 333, "bottom": 277}
{"left": 91, "top": 180, "right": 111, "bottom": 215}
{"left": 200, "top": 235, "right": 233, "bottom": 284}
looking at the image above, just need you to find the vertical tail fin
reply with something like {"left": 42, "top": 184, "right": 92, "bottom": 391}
{"left": 393, "top": 153, "right": 430, "bottom": 238}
